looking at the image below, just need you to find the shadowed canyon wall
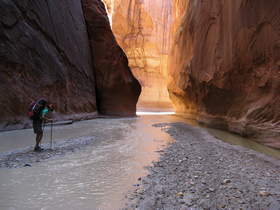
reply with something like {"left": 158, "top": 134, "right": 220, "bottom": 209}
{"left": 0, "top": 0, "right": 140, "bottom": 130}
{"left": 105, "top": 0, "right": 174, "bottom": 110}
{"left": 82, "top": 0, "right": 141, "bottom": 116}
{"left": 168, "top": 0, "right": 280, "bottom": 148}
{"left": 0, "top": 0, "right": 96, "bottom": 129}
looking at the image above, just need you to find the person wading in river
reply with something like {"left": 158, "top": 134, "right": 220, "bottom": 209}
{"left": 30, "top": 99, "right": 54, "bottom": 152}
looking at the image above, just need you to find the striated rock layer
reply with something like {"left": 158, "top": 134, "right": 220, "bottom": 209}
{"left": 168, "top": 0, "right": 280, "bottom": 148}
{"left": 82, "top": 0, "right": 141, "bottom": 116}
{"left": 0, "top": 0, "right": 96, "bottom": 129}
{"left": 108, "top": 0, "right": 173, "bottom": 110}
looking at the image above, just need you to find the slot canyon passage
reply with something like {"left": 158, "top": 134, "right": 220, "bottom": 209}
{"left": 0, "top": 0, "right": 280, "bottom": 209}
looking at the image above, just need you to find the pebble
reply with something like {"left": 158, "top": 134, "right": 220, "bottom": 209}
{"left": 176, "top": 192, "right": 184, "bottom": 197}
{"left": 222, "top": 179, "right": 231, "bottom": 184}
{"left": 259, "top": 191, "right": 271, "bottom": 196}
{"left": 24, "top": 163, "right": 32, "bottom": 167}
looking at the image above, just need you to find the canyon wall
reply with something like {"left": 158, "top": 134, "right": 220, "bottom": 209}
{"left": 0, "top": 0, "right": 141, "bottom": 130}
{"left": 82, "top": 0, "right": 141, "bottom": 116}
{"left": 168, "top": 0, "right": 280, "bottom": 148}
{"left": 107, "top": 0, "right": 173, "bottom": 110}
{"left": 0, "top": 0, "right": 96, "bottom": 129}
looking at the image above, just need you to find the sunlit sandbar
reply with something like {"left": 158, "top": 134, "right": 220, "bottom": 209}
{"left": 136, "top": 111, "right": 175, "bottom": 116}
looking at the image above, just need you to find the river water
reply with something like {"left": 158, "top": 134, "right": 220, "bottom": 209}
{"left": 0, "top": 115, "right": 279, "bottom": 210}
{"left": 0, "top": 116, "right": 175, "bottom": 210}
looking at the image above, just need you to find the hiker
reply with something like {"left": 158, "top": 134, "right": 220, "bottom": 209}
{"left": 30, "top": 99, "right": 54, "bottom": 152}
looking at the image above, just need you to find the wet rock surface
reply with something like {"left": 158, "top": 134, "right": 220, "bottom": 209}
{"left": 168, "top": 0, "right": 280, "bottom": 148}
{"left": 126, "top": 122, "right": 280, "bottom": 209}
{"left": 82, "top": 0, "right": 141, "bottom": 116}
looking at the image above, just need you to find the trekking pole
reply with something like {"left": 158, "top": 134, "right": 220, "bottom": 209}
{"left": 50, "top": 121, "right": 53, "bottom": 150}
{"left": 41, "top": 121, "right": 45, "bottom": 148}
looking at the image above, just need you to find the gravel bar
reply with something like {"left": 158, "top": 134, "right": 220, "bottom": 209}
{"left": 126, "top": 122, "right": 280, "bottom": 210}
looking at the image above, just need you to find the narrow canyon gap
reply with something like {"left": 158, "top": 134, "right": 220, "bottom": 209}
{"left": 103, "top": 0, "right": 280, "bottom": 148}
{"left": 102, "top": 0, "right": 174, "bottom": 110}
{"left": 0, "top": 0, "right": 279, "bottom": 148}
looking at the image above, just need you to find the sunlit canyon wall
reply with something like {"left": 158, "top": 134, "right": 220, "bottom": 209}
{"left": 168, "top": 0, "right": 280, "bottom": 148}
{"left": 103, "top": 0, "right": 174, "bottom": 110}
{"left": 0, "top": 0, "right": 140, "bottom": 129}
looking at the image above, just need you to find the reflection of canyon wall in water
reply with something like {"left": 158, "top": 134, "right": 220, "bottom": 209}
{"left": 105, "top": 0, "right": 173, "bottom": 110}
{"left": 169, "top": 0, "right": 280, "bottom": 148}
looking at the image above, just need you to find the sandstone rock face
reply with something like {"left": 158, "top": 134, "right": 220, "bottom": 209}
{"left": 0, "top": 0, "right": 141, "bottom": 130}
{"left": 108, "top": 0, "right": 173, "bottom": 110}
{"left": 0, "top": 0, "right": 96, "bottom": 129}
{"left": 168, "top": 0, "right": 280, "bottom": 148}
{"left": 82, "top": 0, "right": 141, "bottom": 116}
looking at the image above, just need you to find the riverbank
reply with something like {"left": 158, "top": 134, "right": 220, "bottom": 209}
{"left": 126, "top": 122, "right": 280, "bottom": 209}
{"left": 0, "top": 112, "right": 99, "bottom": 132}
